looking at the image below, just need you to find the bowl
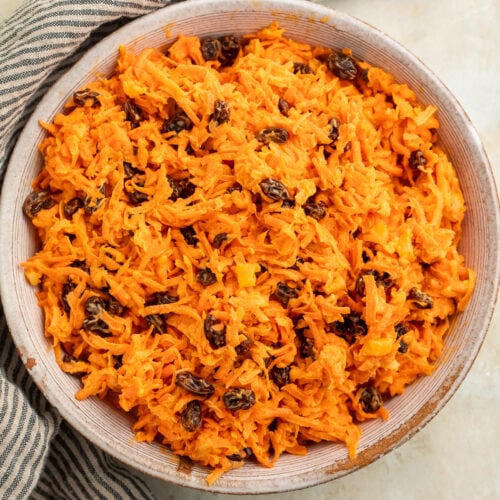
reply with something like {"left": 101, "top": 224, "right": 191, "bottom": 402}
{"left": 1, "top": 0, "right": 499, "bottom": 494}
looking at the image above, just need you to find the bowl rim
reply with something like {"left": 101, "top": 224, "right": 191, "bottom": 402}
{"left": 1, "top": 0, "right": 499, "bottom": 494}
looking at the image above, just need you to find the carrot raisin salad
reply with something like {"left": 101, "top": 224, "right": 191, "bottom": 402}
{"left": 22, "top": 23, "right": 475, "bottom": 484}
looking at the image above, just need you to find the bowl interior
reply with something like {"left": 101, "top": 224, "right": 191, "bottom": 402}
{"left": 1, "top": 0, "right": 498, "bottom": 494}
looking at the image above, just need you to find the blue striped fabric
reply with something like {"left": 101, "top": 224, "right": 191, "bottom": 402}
{"left": 0, "top": 2, "right": 181, "bottom": 498}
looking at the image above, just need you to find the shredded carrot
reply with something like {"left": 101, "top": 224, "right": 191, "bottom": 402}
{"left": 22, "top": 23, "right": 475, "bottom": 483}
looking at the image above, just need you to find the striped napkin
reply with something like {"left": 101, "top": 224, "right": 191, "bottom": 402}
{"left": 0, "top": 2, "right": 181, "bottom": 498}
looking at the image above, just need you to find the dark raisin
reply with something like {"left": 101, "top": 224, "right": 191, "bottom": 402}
{"left": 213, "top": 232, "right": 229, "bottom": 249}
{"left": 271, "top": 282, "right": 299, "bottom": 307}
{"left": 84, "top": 184, "right": 106, "bottom": 214}
{"left": 128, "top": 190, "right": 149, "bottom": 205}
{"left": 161, "top": 111, "right": 193, "bottom": 134}
{"left": 227, "top": 448, "right": 252, "bottom": 461}
{"left": 328, "top": 117, "right": 340, "bottom": 142}
{"left": 200, "top": 37, "right": 221, "bottom": 61}
{"left": 61, "top": 280, "right": 77, "bottom": 313}
{"left": 270, "top": 365, "right": 291, "bottom": 388}
{"left": 256, "top": 127, "right": 289, "bottom": 144}
{"left": 176, "top": 371, "right": 215, "bottom": 397}
{"left": 300, "top": 336, "right": 315, "bottom": 359}
{"left": 64, "top": 197, "right": 84, "bottom": 218}
{"left": 84, "top": 296, "right": 107, "bottom": 316}
{"left": 23, "top": 190, "right": 55, "bottom": 219}
{"left": 82, "top": 316, "right": 110, "bottom": 336}
{"left": 123, "top": 161, "right": 141, "bottom": 178}
{"left": 293, "top": 62, "right": 314, "bottom": 74}
{"left": 145, "top": 314, "right": 165, "bottom": 334}
{"left": 303, "top": 201, "right": 326, "bottom": 221}
{"left": 235, "top": 335, "right": 251, "bottom": 355}
{"left": 223, "top": 387, "right": 256, "bottom": 411}
{"left": 73, "top": 88, "right": 100, "bottom": 107}
{"left": 113, "top": 354, "right": 123, "bottom": 369}
{"left": 409, "top": 149, "right": 427, "bottom": 170}
{"left": 408, "top": 287, "right": 434, "bottom": 309}
{"left": 122, "top": 100, "right": 143, "bottom": 128}
{"left": 326, "top": 51, "right": 359, "bottom": 80}
{"left": 219, "top": 35, "right": 240, "bottom": 65}
{"left": 168, "top": 176, "right": 196, "bottom": 201}
{"left": 107, "top": 296, "right": 124, "bottom": 316}
{"left": 180, "top": 226, "right": 199, "bottom": 246}
{"left": 398, "top": 340, "right": 409, "bottom": 353}
{"left": 180, "top": 400, "right": 202, "bottom": 432}
{"left": 278, "top": 97, "right": 290, "bottom": 117}
{"left": 210, "top": 99, "right": 230, "bottom": 125}
{"left": 394, "top": 322, "right": 408, "bottom": 338}
{"left": 359, "top": 385, "right": 383, "bottom": 413}
{"left": 355, "top": 270, "right": 394, "bottom": 296}
{"left": 333, "top": 312, "right": 367, "bottom": 344}
{"left": 196, "top": 267, "right": 217, "bottom": 286}
{"left": 204, "top": 314, "right": 226, "bottom": 348}
{"left": 259, "top": 178, "right": 291, "bottom": 202}
{"left": 147, "top": 291, "right": 179, "bottom": 305}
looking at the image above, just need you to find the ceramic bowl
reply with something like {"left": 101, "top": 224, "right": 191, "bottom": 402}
{"left": 1, "top": 0, "right": 498, "bottom": 494}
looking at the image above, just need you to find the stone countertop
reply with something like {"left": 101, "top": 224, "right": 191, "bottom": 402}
{"left": 1, "top": 1, "right": 498, "bottom": 499}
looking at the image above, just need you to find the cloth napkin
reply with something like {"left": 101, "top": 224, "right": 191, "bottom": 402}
{"left": 0, "top": 2, "right": 182, "bottom": 498}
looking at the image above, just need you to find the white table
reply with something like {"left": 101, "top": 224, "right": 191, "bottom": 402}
{"left": 1, "top": 1, "right": 498, "bottom": 499}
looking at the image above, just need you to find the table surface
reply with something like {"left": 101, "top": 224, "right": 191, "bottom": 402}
{"left": 1, "top": 1, "right": 498, "bottom": 499}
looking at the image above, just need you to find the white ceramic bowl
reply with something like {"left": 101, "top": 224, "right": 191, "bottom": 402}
{"left": 1, "top": 0, "right": 499, "bottom": 494}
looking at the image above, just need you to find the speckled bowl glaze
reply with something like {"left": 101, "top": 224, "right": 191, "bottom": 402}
{"left": 1, "top": 0, "right": 498, "bottom": 494}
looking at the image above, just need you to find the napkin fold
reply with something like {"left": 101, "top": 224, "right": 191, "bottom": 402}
{"left": 0, "top": 2, "right": 181, "bottom": 498}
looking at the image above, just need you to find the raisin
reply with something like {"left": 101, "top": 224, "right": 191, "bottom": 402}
{"left": 196, "top": 267, "right": 217, "bottom": 286}
{"left": 359, "top": 385, "right": 383, "bottom": 413}
{"left": 303, "top": 201, "right": 326, "bottom": 221}
{"left": 123, "top": 161, "right": 141, "bottom": 178}
{"left": 200, "top": 37, "right": 221, "bottom": 60}
{"left": 332, "top": 312, "right": 367, "bottom": 344}
{"left": 82, "top": 316, "right": 110, "bottom": 336}
{"left": 299, "top": 336, "right": 315, "bottom": 359}
{"left": 270, "top": 365, "right": 291, "bottom": 388}
{"left": 235, "top": 335, "right": 251, "bottom": 356}
{"left": 278, "top": 97, "right": 290, "bottom": 117}
{"left": 145, "top": 314, "right": 165, "bottom": 334}
{"left": 128, "top": 190, "right": 149, "bottom": 205}
{"left": 106, "top": 296, "right": 124, "bottom": 316}
{"left": 64, "top": 197, "right": 84, "bottom": 218}
{"left": 213, "top": 232, "right": 228, "bottom": 249}
{"left": 408, "top": 287, "right": 434, "bottom": 309}
{"left": 180, "top": 226, "right": 198, "bottom": 246}
{"left": 227, "top": 183, "right": 242, "bottom": 193}
{"left": 204, "top": 314, "right": 226, "bottom": 348}
{"left": 84, "top": 296, "right": 107, "bottom": 316}
{"left": 180, "top": 400, "right": 202, "bottom": 432}
{"left": 219, "top": 35, "right": 241, "bottom": 65}
{"left": 223, "top": 387, "right": 256, "bottom": 411}
{"left": 168, "top": 176, "right": 196, "bottom": 201}
{"left": 83, "top": 185, "right": 106, "bottom": 213}
{"left": 256, "top": 127, "right": 289, "bottom": 144}
{"left": 259, "top": 178, "right": 291, "bottom": 202}
{"left": 355, "top": 270, "right": 394, "bottom": 296}
{"left": 394, "top": 322, "right": 408, "bottom": 338}
{"left": 409, "top": 149, "right": 427, "bottom": 170}
{"left": 73, "top": 88, "right": 100, "bottom": 107}
{"left": 271, "top": 282, "right": 299, "bottom": 307}
{"left": 147, "top": 291, "right": 179, "bottom": 305}
{"left": 210, "top": 99, "right": 230, "bottom": 125}
{"left": 176, "top": 371, "right": 215, "bottom": 397}
{"left": 328, "top": 117, "right": 340, "bottom": 142}
{"left": 122, "top": 100, "right": 143, "bottom": 128}
{"left": 326, "top": 51, "right": 359, "bottom": 80}
{"left": 161, "top": 111, "right": 193, "bottom": 134}
{"left": 398, "top": 340, "right": 409, "bottom": 353}
{"left": 61, "top": 280, "right": 77, "bottom": 313}
{"left": 293, "top": 62, "right": 314, "bottom": 74}
{"left": 23, "top": 190, "right": 55, "bottom": 219}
